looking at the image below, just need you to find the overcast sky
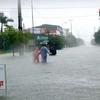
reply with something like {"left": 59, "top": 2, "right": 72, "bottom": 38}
{"left": 0, "top": 0, "right": 100, "bottom": 41}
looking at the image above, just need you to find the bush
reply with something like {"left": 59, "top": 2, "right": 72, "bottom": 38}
{"left": 48, "top": 35, "right": 65, "bottom": 49}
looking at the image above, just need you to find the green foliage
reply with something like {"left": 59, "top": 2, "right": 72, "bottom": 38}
{"left": 24, "top": 31, "right": 32, "bottom": 44}
{"left": 0, "top": 13, "right": 14, "bottom": 24}
{"left": 0, "top": 32, "right": 4, "bottom": 50}
{"left": 1, "top": 26, "right": 31, "bottom": 56}
{"left": 0, "top": 12, "right": 14, "bottom": 32}
{"left": 48, "top": 35, "right": 65, "bottom": 49}
{"left": 3, "top": 26, "right": 31, "bottom": 46}
{"left": 94, "top": 29, "right": 100, "bottom": 44}
{"left": 4, "top": 26, "right": 17, "bottom": 46}
{"left": 91, "top": 38, "right": 97, "bottom": 45}
{"left": 48, "top": 34, "right": 83, "bottom": 49}
{"left": 65, "top": 34, "right": 77, "bottom": 47}
{"left": 0, "top": 50, "right": 11, "bottom": 54}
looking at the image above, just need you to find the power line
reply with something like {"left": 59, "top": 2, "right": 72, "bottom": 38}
{"left": 0, "top": 10, "right": 11, "bottom": 12}
{"left": 0, "top": 5, "right": 100, "bottom": 9}
{"left": 32, "top": 14, "right": 98, "bottom": 18}
{"left": 21, "top": 1, "right": 98, "bottom": 22}
{"left": 32, "top": 6, "right": 100, "bottom": 9}
{"left": 21, "top": 0, "right": 48, "bottom": 23}
{"left": 33, "top": 9, "right": 48, "bottom": 23}
{"left": 12, "top": 14, "right": 98, "bottom": 19}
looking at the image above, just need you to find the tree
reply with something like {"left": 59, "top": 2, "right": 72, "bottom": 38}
{"left": 3, "top": 26, "right": 31, "bottom": 56}
{"left": 91, "top": 38, "right": 97, "bottom": 45}
{"left": 94, "top": 29, "right": 100, "bottom": 44}
{"left": 0, "top": 31, "right": 5, "bottom": 50}
{"left": 48, "top": 35, "right": 65, "bottom": 49}
{"left": 66, "top": 34, "right": 77, "bottom": 47}
{"left": 0, "top": 12, "right": 14, "bottom": 33}
{"left": 3, "top": 26, "right": 19, "bottom": 56}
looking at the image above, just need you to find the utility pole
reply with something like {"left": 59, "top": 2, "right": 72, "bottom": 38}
{"left": 69, "top": 19, "right": 73, "bottom": 35}
{"left": 31, "top": 0, "right": 35, "bottom": 49}
{"left": 18, "top": 0, "right": 24, "bottom": 56}
{"left": 31, "top": 0, "right": 34, "bottom": 28}
{"left": 18, "top": 0, "right": 22, "bottom": 30}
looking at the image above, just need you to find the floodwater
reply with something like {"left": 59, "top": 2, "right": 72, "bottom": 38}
{"left": 0, "top": 45, "right": 100, "bottom": 100}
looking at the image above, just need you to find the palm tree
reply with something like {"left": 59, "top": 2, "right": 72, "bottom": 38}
{"left": 0, "top": 12, "right": 14, "bottom": 33}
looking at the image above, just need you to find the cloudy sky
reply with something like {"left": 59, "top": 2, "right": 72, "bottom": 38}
{"left": 0, "top": 0, "right": 100, "bottom": 41}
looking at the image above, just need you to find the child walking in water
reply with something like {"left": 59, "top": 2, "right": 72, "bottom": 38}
{"left": 33, "top": 47, "right": 41, "bottom": 63}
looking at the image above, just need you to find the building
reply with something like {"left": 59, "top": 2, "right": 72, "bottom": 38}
{"left": 34, "top": 24, "right": 63, "bottom": 35}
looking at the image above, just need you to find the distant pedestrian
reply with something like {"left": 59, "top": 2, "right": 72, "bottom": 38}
{"left": 50, "top": 46, "right": 57, "bottom": 55}
{"left": 40, "top": 44, "right": 49, "bottom": 63}
{"left": 52, "top": 46, "right": 57, "bottom": 55}
{"left": 33, "top": 47, "right": 41, "bottom": 63}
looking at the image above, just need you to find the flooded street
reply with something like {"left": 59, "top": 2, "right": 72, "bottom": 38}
{"left": 0, "top": 45, "right": 100, "bottom": 100}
